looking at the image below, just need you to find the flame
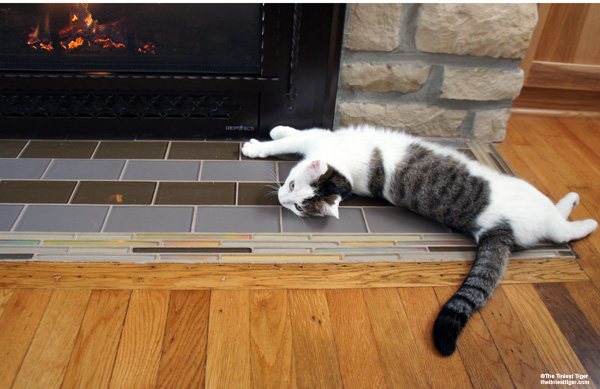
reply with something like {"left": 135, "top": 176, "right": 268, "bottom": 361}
{"left": 28, "top": 26, "right": 53, "bottom": 52}
{"left": 27, "top": 4, "right": 155, "bottom": 55}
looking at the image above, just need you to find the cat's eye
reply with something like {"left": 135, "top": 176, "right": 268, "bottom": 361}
{"left": 289, "top": 181, "right": 295, "bottom": 190}
{"left": 294, "top": 203, "right": 302, "bottom": 212}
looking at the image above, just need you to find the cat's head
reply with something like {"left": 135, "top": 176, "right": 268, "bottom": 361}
{"left": 279, "top": 160, "right": 351, "bottom": 218}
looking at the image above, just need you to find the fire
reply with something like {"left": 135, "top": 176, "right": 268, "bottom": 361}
{"left": 27, "top": 4, "right": 155, "bottom": 54}
{"left": 27, "top": 13, "right": 53, "bottom": 52}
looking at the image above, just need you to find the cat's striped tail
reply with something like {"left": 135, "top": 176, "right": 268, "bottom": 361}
{"left": 433, "top": 223, "right": 514, "bottom": 356}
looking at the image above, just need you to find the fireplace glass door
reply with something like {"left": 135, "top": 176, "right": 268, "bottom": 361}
{"left": 0, "top": 4, "right": 262, "bottom": 74}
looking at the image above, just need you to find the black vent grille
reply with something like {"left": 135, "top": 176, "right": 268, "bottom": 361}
{"left": 0, "top": 93, "right": 241, "bottom": 119}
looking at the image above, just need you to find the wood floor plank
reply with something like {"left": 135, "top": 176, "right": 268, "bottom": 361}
{"left": 479, "top": 286, "right": 548, "bottom": 388}
{"left": 526, "top": 118, "right": 600, "bottom": 189}
{"left": 288, "top": 289, "right": 343, "bottom": 389}
{"left": 61, "top": 290, "right": 131, "bottom": 389}
{"left": 326, "top": 289, "right": 387, "bottom": 389}
{"left": 362, "top": 288, "right": 429, "bottom": 388}
{"left": 109, "top": 290, "right": 170, "bottom": 389}
{"left": 565, "top": 281, "right": 600, "bottom": 335}
{"left": 157, "top": 290, "right": 210, "bottom": 389}
{"left": 397, "top": 287, "right": 472, "bottom": 388}
{"left": 0, "top": 258, "right": 588, "bottom": 290}
{"left": 434, "top": 286, "right": 514, "bottom": 388}
{"left": 571, "top": 235, "right": 600, "bottom": 291}
{"left": 503, "top": 284, "right": 592, "bottom": 381}
{"left": 12, "top": 289, "right": 92, "bottom": 389}
{"left": 0, "top": 288, "right": 14, "bottom": 318}
{"left": 205, "top": 290, "right": 251, "bottom": 388}
{"left": 0, "top": 289, "right": 53, "bottom": 389}
{"left": 249, "top": 290, "right": 296, "bottom": 389}
{"left": 535, "top": 283, "right": 600, "bottom": 385}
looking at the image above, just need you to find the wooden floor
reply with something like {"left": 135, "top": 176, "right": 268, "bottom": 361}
{"left": 1, "top": 115, "right": 599, "bottom": 388}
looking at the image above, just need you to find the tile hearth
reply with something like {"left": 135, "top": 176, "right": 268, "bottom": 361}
{"left": 0, "top": 139, "right": 575, "bottom": 263}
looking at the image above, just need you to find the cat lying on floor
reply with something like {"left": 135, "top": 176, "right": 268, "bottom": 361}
{"left": 241, "top": 124, "right": 597, "bottom": 356}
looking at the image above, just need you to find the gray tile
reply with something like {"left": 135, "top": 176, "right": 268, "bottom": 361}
{"left": 278, "top": 162, "right": 297, "bottom": 182}
{"left": 15, "top": 205, "right": 109, "bottom": 232}
{"left": 0, "top": 159, "right": 50, "bottom": 179}
{"left": 43, "top": 159, "right": 126, "bottom": 180}
{"left": 364, "top": 207, "right": 451, "bottom": 234}
{"left": 104, "top": 206, "right": 193, "bottom": 233}
{"left": 122, "top": 160, "right": 201, "bottom": 181}
{"left": 0, "top": 205, "right": 24, "bottom": 231}
{"left": 201, "top": 161, "right": 276, "bottom": 182}
{"left": 282, "top": 208, "right": 367, "bottom": 233}
{"left": 195, "top": 206, "right": 280, "bottom": 233}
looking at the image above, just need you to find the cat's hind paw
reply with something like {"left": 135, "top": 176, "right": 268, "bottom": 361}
{"left": 242, "top": 139, "right": 268, "bottom": 159}
{"left": 270, "top": 125, "right": 298, "bottom": 140}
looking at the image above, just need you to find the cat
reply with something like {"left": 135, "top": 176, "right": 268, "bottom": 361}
{"left": 241, "top": 124, "right": 598, "bottom": 356}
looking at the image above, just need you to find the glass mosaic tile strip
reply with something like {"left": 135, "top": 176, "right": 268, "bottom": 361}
{"left": 76, "top": 233, "right": 134, "bottom": 240}
{"left": 0, "top": 246, "right": 69, "bottom": 254}
{"left": 221, "top": 241, "right": 338, "bottom": 248}
{"left": 69, "top": 247, "right": 131, "bottom": 254}
{"left": 162, "top": 241, "right": 221, "bottom": 247}
{"left": 315, "top": 247, "right": 429, "bottom": 254}
{"left": 341, "top": 241, "right": 396, "bottom": 247}
{"left": 132, "top": 247, "right": 251, "bottom": 254}
{"left": 33, "top": 254, "right": 158, "bottom": 263}
{"left": 220, "top": 254, "right": 342, "bottom": 262}
{"left": 253, "top": 234, "right": 311, "bottom": 241}
{"left": 429, "top": 247, "right": 477, "bottom": 252}
{"left": 311, "top": 234, "right": 423, "bottom": 241}
{"left": 253, "top": 248, "right": 313, "bottom": 255}
{"left": 136, "top": 233, "right": 252, "bottom": 240}
{"left": 343, "top": 254, "right": 401, "bottom": 262}
{"left": 44, "top": 240, "right": 160, "bottom": 247}
{"left": 0, "top": 240, "right": 39, "bottom": 245}
{"left": 0, "top": 233, "right": 76, "bottom": 240}
{"left": 0, "top": 254, "right": 34, "bottom": 260}
{"left": 156, "top": 255, "right": 220, "bottom": 262}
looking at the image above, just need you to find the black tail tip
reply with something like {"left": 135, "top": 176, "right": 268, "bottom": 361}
{"left": 433, "top": 309, "right": 462, "bottom": 356}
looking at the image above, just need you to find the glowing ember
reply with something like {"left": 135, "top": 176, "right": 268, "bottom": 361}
{"left": 137, "top": 42, "right": 156, "bottom": 55}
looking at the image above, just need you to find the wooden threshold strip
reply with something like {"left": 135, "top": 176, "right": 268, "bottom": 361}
{"left": 0, "top": 258, "right": 588, "bottom": 290}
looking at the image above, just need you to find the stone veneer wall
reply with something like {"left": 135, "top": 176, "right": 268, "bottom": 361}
{"left": 334, "top": 4, "right": 538, "bottom": 141}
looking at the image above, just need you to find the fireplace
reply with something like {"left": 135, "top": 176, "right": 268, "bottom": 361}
{"left": 0, "top": 4, "right": 345, "bottom": 139}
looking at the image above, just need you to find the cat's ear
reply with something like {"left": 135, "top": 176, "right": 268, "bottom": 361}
{"left": 308, "top": 160, "right": 328, "bottom": 182}
{"left": 321, "top": 196, "right": 341, "bottom": 219}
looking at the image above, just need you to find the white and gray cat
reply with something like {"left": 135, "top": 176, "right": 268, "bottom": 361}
{"left": 242, "top": 124, "right": 597, "bottom": 356}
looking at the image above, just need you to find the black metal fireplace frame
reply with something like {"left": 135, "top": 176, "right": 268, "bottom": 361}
{"left": 0, "top": 4, "right": 346, "bottom": 139}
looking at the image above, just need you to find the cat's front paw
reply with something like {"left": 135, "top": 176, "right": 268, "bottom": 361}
{"left": 270, "top": 125, "right": 298, "bottom": 140}
{"left": 242, "top": 139, "right": 268, "bottom": 159}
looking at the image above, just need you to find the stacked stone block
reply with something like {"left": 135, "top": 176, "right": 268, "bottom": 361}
{"left": 335, "top": 4, "right": 537, "bottom": 141}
